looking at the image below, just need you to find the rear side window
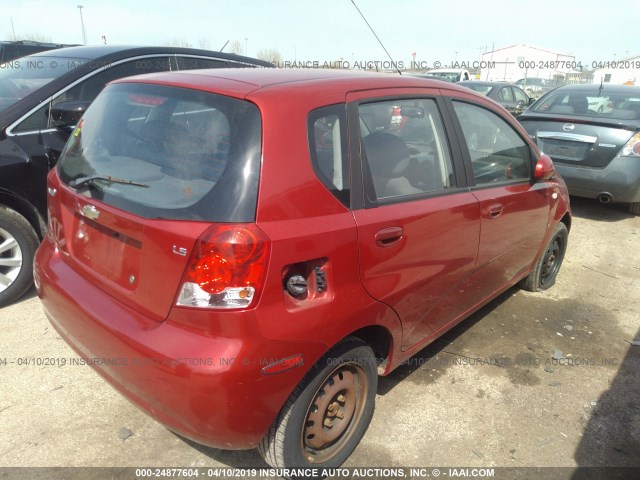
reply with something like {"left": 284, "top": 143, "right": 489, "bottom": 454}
{"left": 358, "top": 98, "right": 455, "bottom": 203}
{"left": 307, "top": 104, "right": 349, "bottom": 206}
{"left": 498, "top": 87, "right": 514, "bottom": 102}
{"left": 453, "top": 101, "right": 531, "bottom": 185}
{"left": 57, "top": 82, "right": 262, "bottom": 222}
{"left": 13, "top": 57, "right": 172, "bottom": 133}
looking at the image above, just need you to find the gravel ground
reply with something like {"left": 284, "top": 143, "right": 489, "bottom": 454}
{"left": 0, "top": 197, "right": 638, "bottom": 480}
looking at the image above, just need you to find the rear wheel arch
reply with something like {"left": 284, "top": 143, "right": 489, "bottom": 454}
{"left": 344, "top": 325, "right": 393, "bottom": 375}
{"left": 0, "top": 204, "right": 41, "bottom": 306}
{"left": 0, "top": 191, "right": 46, "bottom": 239}
{"left": 258, "top": 336, "right": 377, "bottom": 469}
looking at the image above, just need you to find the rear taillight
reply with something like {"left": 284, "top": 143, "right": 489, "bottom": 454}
{"left": 390, "top": 106, "right": 403, "bottom": 126}
{"left": 176, "top": 224, "right": 270, "bottom": 309}
{"left": 621, "top": 132, "right": 640, "bottom": 157}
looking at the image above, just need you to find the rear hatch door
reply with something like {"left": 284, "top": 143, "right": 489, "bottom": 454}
{"left": 55, "top": 189, "right": 208, "bottom": 321}
{"left": 52, "top": 80, "right": 262, "bottom": 321}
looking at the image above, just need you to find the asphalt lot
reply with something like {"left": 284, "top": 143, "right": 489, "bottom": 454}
{"left": 0, "top": 197, "right": 638, "bottom": 478}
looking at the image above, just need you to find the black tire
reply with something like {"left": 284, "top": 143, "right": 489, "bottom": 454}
{"left": 629, "top": 202, "right": 640, "bottom": 216}
{"left": 0, "top": 206, "right": 40, "bottom": 307}
{"left": 520, "top": 222, "right": 568, "bottom": 292}
{"left": 258, "top": 338, "right": 377, "bottom": 472}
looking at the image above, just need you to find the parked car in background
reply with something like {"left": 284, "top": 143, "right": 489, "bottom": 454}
{"left": 519, "top": 84, "right": 640, "bottom": 214}
{"left": 460, "top": 81, "right": 533, "bottom": 116}
{"left": 418, "top": 68, "right": 471, "bottom": 83}
{"left": 0, "top": 45, "right": 271, "bottom": 306}
{"left": 515, "top": 77, "right": 550, "bottom": 98}
{"left": 36, "top": 68, "right": 570, "bottom": 471}
{"left": 0, "top": 40, "right": 77, "bottom": 63}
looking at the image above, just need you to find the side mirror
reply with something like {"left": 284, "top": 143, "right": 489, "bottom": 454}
{"left": 534, "top": 153, "right": 555, "bottom": 180}
{"left": 50, "top": 100, "right": 91, "bottom": 130}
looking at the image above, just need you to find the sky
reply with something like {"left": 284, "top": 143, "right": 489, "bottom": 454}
{"left": 4, "top": 0, "right": 639, "bottom": 66}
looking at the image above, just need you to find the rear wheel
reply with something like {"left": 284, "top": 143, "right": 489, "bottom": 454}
{"left": 0, "top": 207, "right": 39, "bottom": 307}
{"left": 629, "top": 202, "right": 640, "bottom": 215}
{"left": 520, "top": 222, "right": 568, "bottom": 292}
{"left": 258, "top": 338, "right": 377, "bottom": 471}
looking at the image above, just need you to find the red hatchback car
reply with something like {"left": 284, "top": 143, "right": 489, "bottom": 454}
{"left": 35, "top": 69, "right": 571, "bottom": 470}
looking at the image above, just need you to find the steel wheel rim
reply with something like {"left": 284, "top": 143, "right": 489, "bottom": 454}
{"left": 0, "top": 227, "right": 23, "bottom": 293}
{"left": 540, "top": 234, "right": 563, "bottom": 286}
{"left": 301, "top": 362, "right": 369, "bottom": 464}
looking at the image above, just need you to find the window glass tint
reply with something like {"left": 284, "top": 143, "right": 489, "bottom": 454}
{"left": 513, "top": 87, "right": 529, "bottom": 104}
{"left": 50, "top": 57, "right": 170, "bottom": 110}
{"left": 359, "top": 98, "right": 454, "bottom": 202}
{"left": 307, "top": 104, "right": 349, "bottom": 206}
{"left": 13, "top": 102, "right": 49, "bottom": 132}
{"left": 532, "top": 89, "right": 640, "bottom": 119}
{"left": 465, "top": 84, "right": 492, "bottom": 95}
{"left": 176, "top": 56, "right": 228, "bottom": 70}
{"left": 0, "top": 55, "right": 87, "bottom": 111}
{"left": 498, "top": 87, "right": 514, "bottom": 102}
{"left": 13, "top": 57, "right": 172, "bottom": 133}
{"left": 57, "top": 82, "right": 262, "bottom": 222}
{"left": 453, "top": 101, "right": 531, "bottom": 185}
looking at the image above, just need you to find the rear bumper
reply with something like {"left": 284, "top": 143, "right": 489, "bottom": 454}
{"left": 554, "top": 156, "right": 640, "bottom": 203}
{"left": 35, "top": 243, "right": 325, "bottom": 450}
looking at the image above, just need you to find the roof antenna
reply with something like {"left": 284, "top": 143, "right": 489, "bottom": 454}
{"left": 350, "top": 0, "right": 402, "bottom": 75}
{"left": 219, "top": 40, "right": 229, "bottom": 52}
{"left": 598, "top": 77, "right": 604, "bottom": 96}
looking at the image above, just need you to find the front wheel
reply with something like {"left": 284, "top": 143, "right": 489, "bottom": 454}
{"left": 258, "top": 338, "right": 377, "bottom": 471}
{"left": 520, "top": 222, "right": 568, "bottom": 292}
{"left": 0, "top": 207, "right": 40, "bottom": 307}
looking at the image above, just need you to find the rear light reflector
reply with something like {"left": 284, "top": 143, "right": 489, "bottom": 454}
{"left": 261, "top": 355, "right": 305, "bottom": 375}
{"left": 390, "top": 106, "right": 403, "bottom": 125}
{"left": 621, "top": 132, "right": 640, "bottom": 157}
{"left": 176, "top": 224, "right": 269, "bottom": 309}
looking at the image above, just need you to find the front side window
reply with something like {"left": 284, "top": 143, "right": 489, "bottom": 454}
{"left": 453, "top": 101, "right": 531, "bottom": 185}
{"left": 358, "top": 98, "right": 455, "bottom": 202}
{"left": 58, "top": 82, "right": 262, "bottom": 222}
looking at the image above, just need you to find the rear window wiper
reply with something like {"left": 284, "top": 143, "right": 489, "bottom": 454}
{"left": 69, "top": 175, "right": 150, "bottom": 189}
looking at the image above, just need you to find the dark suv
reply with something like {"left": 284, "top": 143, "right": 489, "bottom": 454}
{"left": 0, "top": 45, "right": 270, "bottom": 306}
{"left": 36, "top": 68, "right": 570, "bottom": 471}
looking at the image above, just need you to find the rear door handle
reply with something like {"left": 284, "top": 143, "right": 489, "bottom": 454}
{"left": 487, "top": 203, "right": 504, "bottom": 218}
{"left": 375, "top": 227, "right": 404, "bottom": 247}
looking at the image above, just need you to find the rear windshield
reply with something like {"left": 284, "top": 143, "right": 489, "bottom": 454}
{"left": 516, "top": 78, "right": 545, "bottom": 87}
{"left": 57, "top": 83, "right": 262, "bottom": 222}
{"left": 427, "top": 71, "right": 459, "bottom": 82}
{"left": 531, "top": 89, "right": 640, "bottom": 120}
{"left": 464, "top": 84, "right": 492, "bottom": 95}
